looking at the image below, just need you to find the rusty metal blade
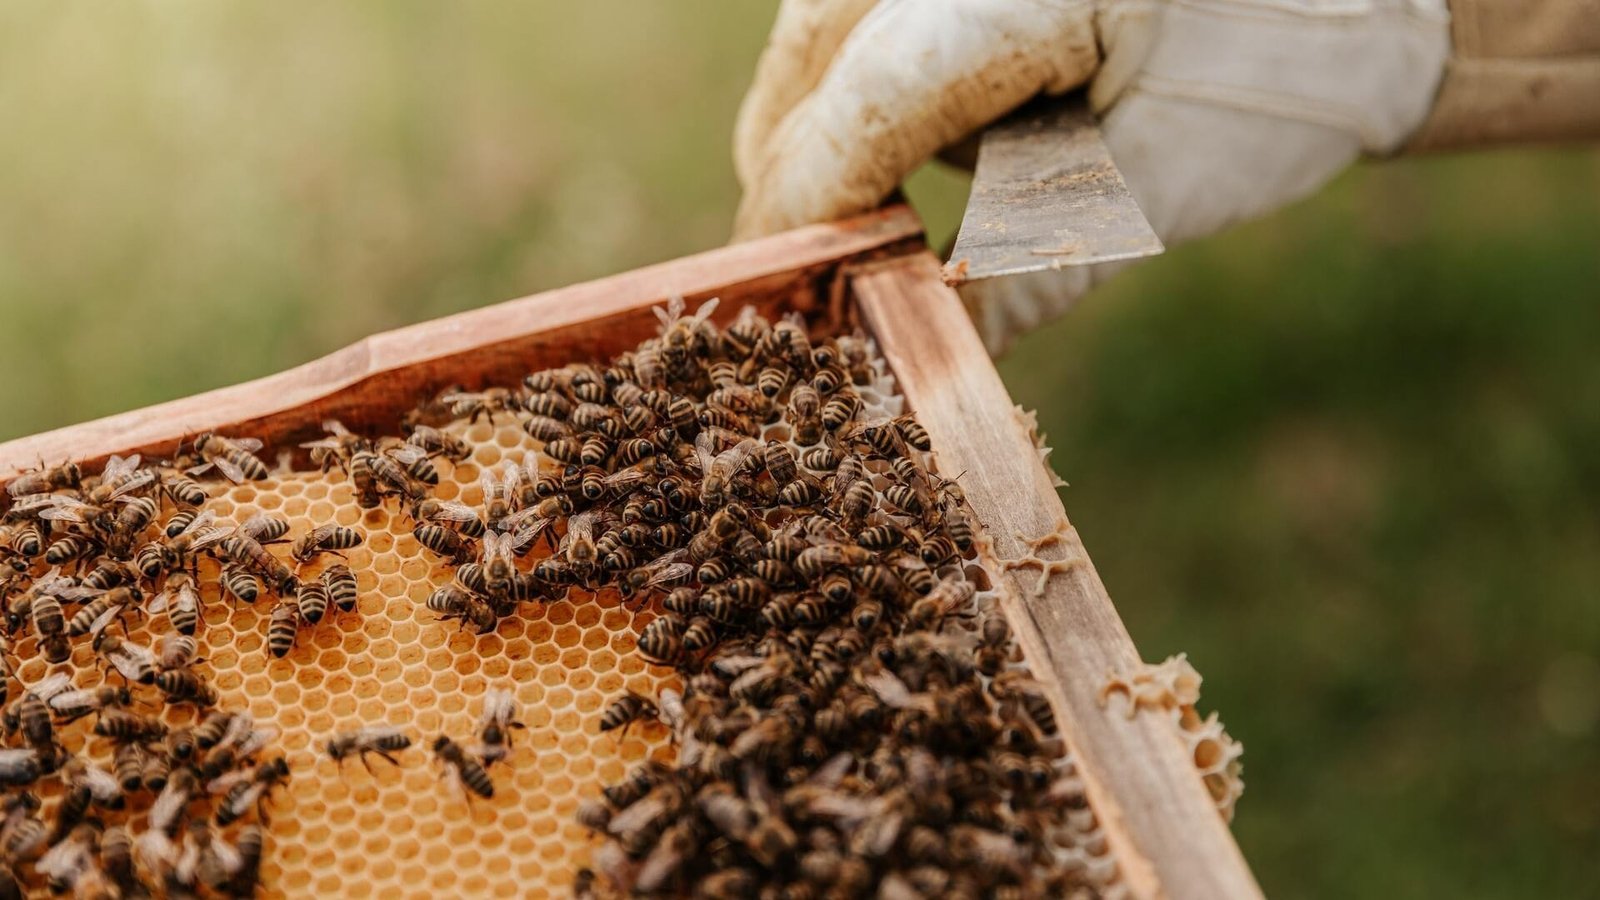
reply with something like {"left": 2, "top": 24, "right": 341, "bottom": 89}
{"left": 945, "top": 95, "right": 1163, "bottom": 284}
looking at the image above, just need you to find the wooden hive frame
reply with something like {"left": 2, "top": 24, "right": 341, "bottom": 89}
{"left": 0, "top": 204, "right": 1263, "bottom": 900}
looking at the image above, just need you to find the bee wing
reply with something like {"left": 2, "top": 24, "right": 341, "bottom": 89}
{"left": 0, "top": 748, "right": 38, "bottom": 780}
{"left": 31, "top": 671, "right": 75, "bottom": 701}
{"left": 298, "top": 437, "right": 343, "bottom": 451}
{"left": 135, "top": 829, "right": 178, "bottom": 875}
{"left": 204, "top": 770, "right": 250, "bottom": 796}
{"left": 79, "top": 762, "right": 123, "bottom": 803}
{"left": 34, "top": 831, "right": 92, "bottom": 881}
{"left": 385, "top": 444, "right": 427, "bottom": 465}
{"left": 211, "top": 455, "right": 248, "bottom": 484}
{"left": 689, "top": 296, "right": 721, "bottom": 326}
{"left": 107, "top": 469, "right": 158, "bottom": 499}
{"left": 426, "top": 501, "right": 481, "bottom": 524}
{"left": 102, "top": 454, "right": 140, "bottom": 480}
{"left": 481, "top": 689, "right": 516, "bottom": 727}
{"left": 37, "top": 497, "right": 93, "bottom": 524}
{"left": 107, "top": 640, "right": 155, "bottom": 682}
{"left": 175, "top": 509, "right": 217, "bottom": 537}
{"left": 320, "top": 419, "right": 351, "bottom": 436}
{"left": 715, "top": 438, "right": 759, "bottom": 473}
{"left": 186, "top": 528, "right": 231, "bottom": 554}
{"left": 602, "top": 466, "right": 650, "bottom": 492}
{"left": 605, "top": 789, "right": 672, "bottom": 838}
{"left": 477, "top": 469, "right": 500, "bottom": 496}
{"left": 146, "top": 590, "right": 169, "bottom": 614}
{"left": 643, "top": 562, "right": 693, "bottom": 591}
{"left": 55, "top": 584, "right": 101, "bottom": 604}
{"left": 809, "top": 753, "right": 854, "bottom": 788}
{"left": 861, "top": 671, "right": 918, "bottom": 709}
{"left": 439, "top": 391, "right": 481, "bottom": 405}
{"left": 356, "top": 725, "right": 408, "bottom": 745}
{"left": 87, "top": 603, "right": 123, "bottom": 637}
{"left": 206, "top": 833, "right": 245, "bottom": 876}
{"left": 174, "top": 580, "right": 199, "bottom": 611}
{"left": 234, "top": 726, "right": 278, "bottom": 759}
{"left": 692, "top": 431, "right": 717, "bottom": 473}
{"left": 9, "top": 494, "right": 66, "bottom": 516}
{"left": 652, "top": 295, "right": 685, "bottom": 332}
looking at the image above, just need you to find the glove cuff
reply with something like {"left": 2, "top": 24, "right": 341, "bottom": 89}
{"left": 1406, "top": 0, "right": 1600, "bottom": 150}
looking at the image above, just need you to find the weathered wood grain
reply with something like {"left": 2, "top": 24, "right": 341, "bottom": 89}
{"left": 851, "top": 252, "right": 1263, "bottom": 900}
{"left": 0, "top": 205, "right": 922, "bottom": 480}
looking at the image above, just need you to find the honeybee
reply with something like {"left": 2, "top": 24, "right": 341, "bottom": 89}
{"left": 85, "top": 453, "right": 158, "bottom": 505}
{"left": 65, "top": 584, "right": 143, "bottom": 636}
{"left": 29, "top": 582, "right": 70, "bottom": 664}
{"left": 413, "top": 524, "right": 477, "bottom": 565}
{"left": 432, "top": 736, "right": 494, "bottom": 800}
{"left": 380, "top": 440, "right": 440, "bottom": 486}
{"left": 190, "top": 433, "right": 269, "bottom": 482}
{"left": 157, "top": 633, "right": 202, "bottom": 671}
{"left": 906, "top": 577, "right": 977, "bottom": 630}
{"left": 35, "top": 820, "right": 102, "bottom": 894}
{"left": 137, "top": 509, "right": 229, "bottom": 577}
{"left": 975, "top": 610, "right": 1011, "bottom": 677}
{"left": 440, "top": 387, "right": 515, "bottom": 424}
{"left": 155, "top": 572, "right": 201, "bottom": 635}
{"left": 267, "top": 600, "right": 299, "bottom": 658}
{"left": 365, "top": 448, "right": 428, "bottom": 505}
{"left": 218, "top": 529, "right": 298, "bottom": 596}
{"left": 694, "top": 432, "right": 758, "bottom": 509}
{"left": 655, "top": 296, "right": 721, "bottom": 372}
{"left": 220, "top": 565, "right": 262, "bottom": 603}
{"left": 598, "top": 691, "right": 659, "bottom": 743}
{"left": 162, "top": 471, "right": 210, "bottom": 508}
{"left": 637, "top": 614, "right": 684, "bottom": 665}
{"left": 6, "top": 461, "right": 81, "bottom": 498}
{"left": 404, "top": 424, "right": 471, "bottom": 461}
{"left": 426, "top": 586, "right": 497, "bottom": 634}
{"left": 322, "top": 563, "right": 359, "bottom": 612}
{"left": 618, "top": 548, "right": 693, "bottom": 600}
{"left": 787, "top": 384, "right": 823, "bottom": 446}
{"left": 211, "top": 756, "right": 290, "bottom": 826}
{"left": 94, "top": 709, "right": 167, "bottom": 742}
{"left": 289, "top": 524, "right": 363, "bottom": 563}
{"left": 477, "top": 688, "right": 525, "bottom": 767}
{"left": 412, "top": 498, "right": 486, "bottom": 538}
{"left": 92, "top": 629, "right": 156, "bottom": 684}
{"left": 327, "top": 727, "right": 413, "bottom": 772}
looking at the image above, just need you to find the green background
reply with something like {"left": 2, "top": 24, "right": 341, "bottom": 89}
{"left": 3, "top": 4, "right": 1597, "bottom": 896}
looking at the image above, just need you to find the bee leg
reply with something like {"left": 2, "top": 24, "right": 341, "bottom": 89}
{"left": 376, "top": 751, "right": 402, "bottom": 769}
{"left": 358, "top": 753, "right": 375, "bottom": 776}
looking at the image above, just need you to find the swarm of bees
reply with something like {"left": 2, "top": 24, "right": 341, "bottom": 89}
{"left": 0, "top": 296, "right": 1097, "bottom": 897}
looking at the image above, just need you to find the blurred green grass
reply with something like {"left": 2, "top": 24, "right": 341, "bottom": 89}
{"left": 3, "top": 4, "right": 1598, "bottom": 897}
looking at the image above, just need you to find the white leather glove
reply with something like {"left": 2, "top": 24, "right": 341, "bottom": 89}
{"left": 733, "top": 0, "right": 1453, "bottom": 353}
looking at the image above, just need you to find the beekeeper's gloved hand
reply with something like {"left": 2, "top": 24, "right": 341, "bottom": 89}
{"left": 731, "top": 0, "right": 1490, "bottom": 353}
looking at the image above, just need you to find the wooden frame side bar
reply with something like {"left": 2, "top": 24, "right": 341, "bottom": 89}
{"left": 0, "top": 206, "right": 922, "bottom": 480}
{"left": 852, "top": 253, "right": 1262, "bottom": 900}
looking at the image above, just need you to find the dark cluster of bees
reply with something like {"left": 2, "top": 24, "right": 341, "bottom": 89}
{"left": 329, "top": 298, "right": 1089, "bottom": 899}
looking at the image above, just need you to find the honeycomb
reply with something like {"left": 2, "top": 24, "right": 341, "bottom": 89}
{"left": 11, "top": 417, "right": 677, "bottom": 900}
{"left": 1099, "top": 654, "right": 1245, "bottom": 823}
